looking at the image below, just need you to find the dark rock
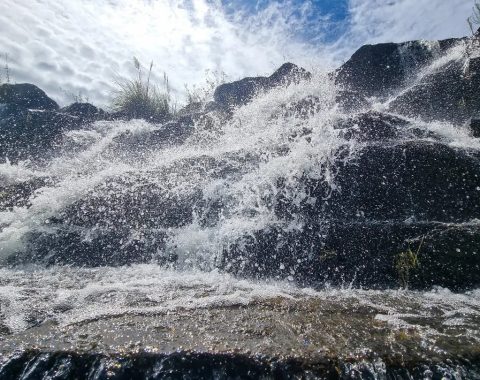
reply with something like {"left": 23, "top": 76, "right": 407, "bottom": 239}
{"left": 223, "top": 141, "right": 480, "bottom": 290}
{"left": 334, "top": 111, "right": 410, "bottom": 142}
{"left": 273, "top": 91, "right": 370, "bottom": 120}
{"left": 0, "top": 177, "right": 52, "bottom": 211}
{"left": 471, "top": 118, "right": 480, "bottom": 137}
{"left": 275, "top": 95, "right": 323, "bottom": 119}
{"left": 214, "top": 63, "right": 311, "bottom": 109}
{"left": 12, "top": 227, "right": 169, "bottom": 267}
{"left": 335, "top": 90, "right": 371, "bottom": 112}
{"left": 268, "top": 62, "right": 311, "bottom": 86}
{"left": 0, "top": 83, "right": 58, "bottom": 111}
{"left": 336, "top": 42, "right": 406, "bottom": 96}
{"left": 335, "top": 38, "right": 464, "bottom": 98}
{"left": 323, "top": 142, "right": 480, "bottom": 222}
{"left": 223, "top": 221, "right": 480, "bottom": 291}
{"left": 60, "top": 102, "right": 107, "bottom": 121}
{"left": 1, "top": 350, "right": 478, "bottom": 380}
{"left": 466, "top": 56, "right": 480, "bottom": 113}
{"left": 176, "top": 101, "right": 204, "bottom": 117}
{"left": 336, "top": 37, "right": 480, "bottom": 123}
{"left": 388, "top": 59, "right": 470, "bottom": 123}
{"left": 10, "top": 173, "right": 202, "bottom": 266}
{"left": 109, "top": 115, "right": 196, "bottom": 159}
{"left": 0, "top": 84, "right": 92, "bottom": 162}
{"left": 0, "top": 108, "right": 81, "bottom": 162}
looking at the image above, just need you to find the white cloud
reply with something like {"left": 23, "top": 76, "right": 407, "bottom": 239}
{"left": 0, "top": 0, "right": 474, "bottom": 107}
{"left": 347, "top": 0, "right": 472, "bottom": 44}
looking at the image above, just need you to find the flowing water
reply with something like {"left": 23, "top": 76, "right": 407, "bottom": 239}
{"left": 1, "top": 41, "right": 480, "bottom": 378}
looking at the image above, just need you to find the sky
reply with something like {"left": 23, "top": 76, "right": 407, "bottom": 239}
{"left": 0, "top": 0, "right": 475, "bottom": 106}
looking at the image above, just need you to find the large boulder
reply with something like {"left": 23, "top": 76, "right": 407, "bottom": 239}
{"left": 0, "top": 108, "right": 81, "bottom": 162}
{"left": 0, "top": 83, "right": 58, "bottom": 111}
{"left": 336, "top": 37, "right": 480, "bottom": 123}
{"left": 213, "top": 63, "right": 311, "bottom": 109}
{"left": 321, "top": 141, "right": 480, "bottom": 222}
{"left": 387, "top": 56, "right": 475, "bottom": 123}
{"left": 0, "top": 86, "right": 111, "bottom": 162}
{"left": 223, "top": 220, "right": 480, "bottom": 291}
{"left": 335, "top": 38, "right": 463, "bottom": 98}
{"left": 222, "top": 119, "right": 480, "bottom": 290}
{"left": 6, "top": 169, "right": 204, "bottom": 266}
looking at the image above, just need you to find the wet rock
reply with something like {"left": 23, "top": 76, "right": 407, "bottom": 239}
{"left": 60, "top": 102, "right": 107, "bottom": 121}
{"left": 176, "top": 101, "right": 204, "bottom": 117}
{"left": 111, "top": 115, "right": 195, "bottom": 153}
{"left": 388, "top": 58, "right": 470, "bottom": 123}
{"left": 334, "top": 111, "right": 410, "bottom": 142}
{"left": 274, "top": 91, "right": 370, "bottom": 120}
{"left": 224, "top": 141, "right": 480, "bottom": 290}
{"left": 471, "top": 118, "right": 480, "bottom": 137}
{"left": 336, "top": 37, "right": 480, "bottom": 123}
{"left": 0, "top": 83, "right": 58, "bottom": 111}
{"left": 335, "top": 90, "right": 371, "bottom": 112}
{"left": 1, "top": 350, "right": 478, "bottom": 380}
{"left": 11, "top": 227, "right": 168, "bottom": 267}
{"left": 275, "top": 95, "right": 323, "bottom": 119}
{"left": 214, "top": 62, "right": 311, "bottom": 109}
{"left": 0, "top": 109, "right": 82, "bottom": 162}
{"left": 323, "top": 141, "right": 480, "bottom": 222}
{"left": 335, "top": 38, "right": 464, "bottom": 98}
{"left": 0, "top": 84, "right": 87, "bottom": 162}
{"left": 223, "top": 221, "right": 480, "bottom": 291}
{"left": 7, "top": 173, "right": 203, "bottom": 266}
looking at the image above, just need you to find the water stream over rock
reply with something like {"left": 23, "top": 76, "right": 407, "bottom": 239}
{"left": 1, "top": 35, "right": 480, "bottom": 378}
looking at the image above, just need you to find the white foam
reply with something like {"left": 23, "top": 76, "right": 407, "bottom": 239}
{"left": 0, "top": 265, "right": 479, "bottom": 340}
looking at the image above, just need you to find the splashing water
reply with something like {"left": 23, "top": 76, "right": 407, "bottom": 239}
{"left": 0, "top": 71, "right": 348, "bottom": 267}
{"left": 1, "top": 43, "right": 480, "bottom": 341}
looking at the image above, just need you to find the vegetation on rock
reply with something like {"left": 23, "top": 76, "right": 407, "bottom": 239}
{"left": 394, "top": 237, "right": 423, "bottom": 288}
{"left": 111, "top": 57, "right": 173, "bottom": 121}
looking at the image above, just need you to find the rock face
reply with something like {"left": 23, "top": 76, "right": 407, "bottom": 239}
{"left": 0, "top": 84, "right": 79, "bottom": 162}
{"left": 335, "top": 37, "right": 479, "bottom": 123}
{"left": 213, "top": 62, "right": 311, "bottom": 109}
{"left": 472, "top": 118, "right": 480, "bottom": 137}
{"left": 335, "top": 38, "right": 462, "bottom": 97}
{"left": 0, "top": 83, "right": 59, "bottom": 111}
{"left": 0, "top": 107, "right": 81, "bottom": 162}
{"left": 60, "top": 102, "right": 107, "bottom": 121}
{"left": 224, "top": 123, "right": 480, "bottom": 290}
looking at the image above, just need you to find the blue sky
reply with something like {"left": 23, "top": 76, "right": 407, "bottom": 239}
{"left": 0, "top": 0, "right": 474, "bottom": 106}
{"left": 222, "top": 0, "right": 350, "bottom": 40}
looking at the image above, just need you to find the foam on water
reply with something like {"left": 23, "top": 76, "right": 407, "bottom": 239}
{"left": 0, "top": 264, "right": 479, "bottom": 343}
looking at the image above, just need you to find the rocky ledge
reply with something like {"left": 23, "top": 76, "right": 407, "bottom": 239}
{"left": 1, "top": 295, "right": 479, "bottom": 379}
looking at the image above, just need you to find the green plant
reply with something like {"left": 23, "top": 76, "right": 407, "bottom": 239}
{"left": 111, "top": 57, "right": 172, "bottom": 121}
{"left": 394, "top": 237, "right": 424, "bottom": 288}
{"left": 468, "top": 1, "right": 480, "bottom": 34}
